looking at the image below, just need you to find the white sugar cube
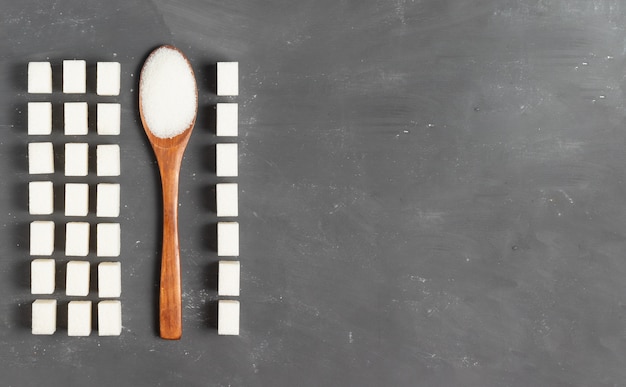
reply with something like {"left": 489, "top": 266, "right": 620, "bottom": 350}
{"left": 67, "top": 301, "right": 92, "bottom": 336}
{"left": 30, "top": 221, "right": 55, "bottom": 256}
{"left": 29, "top": 181, "right": 54, "bottom": 215}
{"left": 28, "top": 142, "right": 54, "bottom": 174}
{"left": 217, "top": 62, "right": 239, "bottom": 96}
{"left": 32, "top": 299, "right": 57, "bottom": 335}
{"left": 216, "top": 143, "right": 238, "bottom": 177}
{"left": 218, "top": 300, "right": 240, "bottom": 335}
{"left": 66, "top": 260, "right": 90, "bottom": 296}
{"left": 216, "top": 183, "right": 238, "bottom": 217}
{"left": 31, "top": 259, "right": 55, "bottom": 295}
{"left": 97, "top": 183, "right": 120, "bottom": 217}
{"left": 97, "top": 144, "right": 120, "bottom": 176}
{"left": 216, "top": 103, "right": 238, "bottom": 136}
{"left": 97, "top": 223, "right": 121, "bottom": 257}
{"left": 28, "top": 62, "right": 52, "bottom": 94}
{"left": 65, "top": 183, "right": 89, "bottom": 216}
{"left": 97, "top": 103, "right": 121, "bottom": 135}
{"left": 218, "top": 260, "right": 240, "bottom": 296}
{"left": 64, "top": 102, "right": 88, "bottom": 135}
{"left": 63, "top": 60, "right": 86, "bottom": 93}
{"left": 28, "top": 102, "right": 52, "bottom": 135}
{"left": 66, "top": 222, "right": 90, "bottom": 256}
{"left": 98, "top": 300, "right": 122, "bottom": 336}
{"left": 98, "top": 261, "right": 121, "bottom": 298}
{"left": 97, "top": 62, "right": 121, "bottom": 96}
{"left": 217, "top": 222, "right": 239, "bottom": 256}
{"left": 65, "top": 143, "right": 88, "bottom": 176}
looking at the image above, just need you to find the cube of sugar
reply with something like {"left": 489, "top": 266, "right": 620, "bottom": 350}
{"left": 28, "top": 62, "right": 52, "bottom": 94}
{"left": 216, "top": 183, "right": 238, "bottom": 217}
{"left": 217, "top": 62, "right": 239, "bottom": 96}
{"left": 28, "top": 102, "right": 52, "bottom": 135}
{"left": 97, "top": 223, "right": 121, "bottom": 257}
{"left": 216, "top": 143, "right": 238, "bottom": 177}
{"left": 65, "top": 183, "right": 89, "bottom": 216}
{"left": 97, "top": 103, "right": 121, "bottom": 135}
{"left": 217, "top": 222, "right": 239, "bottom": 256}
{"left": 65, "top": 143, "right": 88, "bottom": 176}
{"left": 31, "top": 259, "right": 55, "bottom": 295}
{"left": 216, "top": 103, "right": 238, "bottom": 136}
{"left": 28, "top": 142, "right": 54, "bottom": 174}
{"left": 98, "top": 300, "right": 122, "bottom": 336}
{"left": 97, "top": 62, "right": 121, "bottom": 96}
{"left": 97, "top": 144, "right": 120, "bottom": 176}
{"left": 65, "top": 222, "right": 90, "bottom": 256}
{"left": 218, "top": 260, "right": 240, "bottom": 296}
{"left": 218, "top": 300, "right": 240, "bottom": 335}
{"left": 63, "top": 60, "right": 86, "bottom": 93}
{"left": 67, "top": 301, "right": 92, "bottom": 336}
{"left": 29, "top": 181, "right": 54, "bottom": 215}
{"left": 97, "top": 183, "right": 120, "bottom": 217}
{"left": 64, "top": 102, "right": 88, "bottom": 135}
{"left": 98, "top": 262, "right": 121, "bottom": 298}
{"left": 30, "top": 221, "right": 55, "bottom": 256}
{"left": 32, "top": 299, "right": 57, "bottom": 335}
{"left": 66, "top": 260, "right": 90, "bottom": 296}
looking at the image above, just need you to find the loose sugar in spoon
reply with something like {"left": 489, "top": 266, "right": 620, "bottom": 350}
{"left": 140, "top": 46, "right": 197, "bottom": 138}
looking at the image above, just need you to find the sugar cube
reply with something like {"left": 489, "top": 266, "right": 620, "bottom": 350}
{"left": 217, "top": 222, "right": 239, "bottom": 256}
{"left": 64, "top": 102, "right": 88, "bottom": 135}
{"left": 97, "top": 183, "right": 120, "bottom": 217}
{"left": 97, "top": 144, "right": 120, "bottom": 176}
{"left": 30, "top": 221, "right": 54, "bottom": 256}
{"left": 218, "top": 300, "right": 240, "bottom": 335}
{"left": 218, "top": 260, "right": 240, "bottom": 296}
{"left": 28, "top": 62, "right": 52, "bottom": 94}
{"left": 28, "top": 142, "right": 54, "bottom": 174}
{"left": 216, "top": 183, "right": 238, "bottom": 217}
{"left": 29, "top": 181, "right": 54, "bottom": 215}
{"left": 98, "top": 261, "right": 121, "bottom": 298}
{"left": 65, "top": 183, "right": 89, "bottom": 216}
{"left": 98, "top": 300, "right": 122, "bottom": 336}
{"left": 64, "top": 143, "right": 88, "bottom": 176}
{"left": 66, "top": 260, "right": 90, "bottom": 296}
{"left": 28, "top": 102, "right": 52, "bottom": 135}
{"left": 216, "top": 143, "right": 238, "bottom": 177}
{"left": 97, "top": 223, "right": 121, "bottom": 257}
{"left": 65, "top": 222, "right": 90, "bottom": 256}
{"left": 31, "top": 259, "right": 55, "bottom": 295}
{"left": 67, "top": 301, "right": 92, "bottom": 336}
{"left": 97, "top": 62, "right": 121, "bottom": 96}
{"left": 63, "top": 60, "right": 86, "bottom": 93}
{"left": 97, "top": 103, "right": 121, "bottom": 135}
{"left": 217, "top": 62, "right": 239, "bottom": 96}
{"left": 32, "top": 299, "right": 57, "bottom": 335}
{"left": 216, "top": 103, "right": 238, "bottom": 136}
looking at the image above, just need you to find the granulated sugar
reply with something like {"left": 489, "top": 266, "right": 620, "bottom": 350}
{"left": 140, "top": 46, "right": 197, "bottom": 138}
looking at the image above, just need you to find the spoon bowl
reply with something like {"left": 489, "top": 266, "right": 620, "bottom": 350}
{"left": 139, "top": 45, "right": 198, "bottom": 340}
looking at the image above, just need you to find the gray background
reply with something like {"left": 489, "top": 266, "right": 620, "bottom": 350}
{"left": 1, "top": 0, "right": 626, "bottom": 386}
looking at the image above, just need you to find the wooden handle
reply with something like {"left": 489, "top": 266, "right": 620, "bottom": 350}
{"left": 157, "top": 149, "right": 184, "bottom": 340}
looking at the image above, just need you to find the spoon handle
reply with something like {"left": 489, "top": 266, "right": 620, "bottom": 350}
{"left": 158, "top": 149, "right": 184, "bottom": 340}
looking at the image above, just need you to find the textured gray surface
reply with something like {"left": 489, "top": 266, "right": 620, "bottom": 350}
{"left": 2, "top": 0, "right": 626, "bottom": 385}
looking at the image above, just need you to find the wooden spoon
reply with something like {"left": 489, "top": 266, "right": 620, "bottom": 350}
{"left": 139, "top": 45, "right": 198, "bottom": 340}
